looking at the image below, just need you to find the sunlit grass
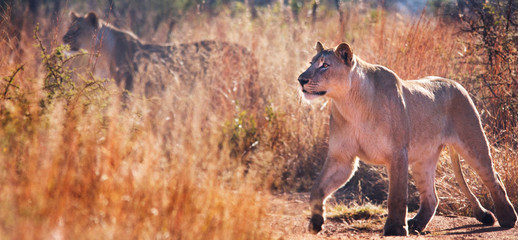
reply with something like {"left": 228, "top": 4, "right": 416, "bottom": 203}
{"left": 326, "top": 203, "right": 387, "bottom": 221}
{"left": 323, "top": 203, "right": 387, "bottom": 232}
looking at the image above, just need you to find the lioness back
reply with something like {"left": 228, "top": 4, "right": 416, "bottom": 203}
{"left": 402, "top": 77, "right": 482, "bottom": 159}
{"left": 403, "top": 78, "right": 459, "bottom": 147}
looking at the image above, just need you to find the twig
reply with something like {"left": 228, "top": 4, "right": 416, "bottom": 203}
{"left": 2, "top": 64, "right": 24, "bottom": 99}
{"left": 34, "top": 25, "right": 62, "bottom": 86}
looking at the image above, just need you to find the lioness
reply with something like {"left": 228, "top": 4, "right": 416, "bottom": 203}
{"left": 298, "top": 42, "right": 517, "bottom": 236}
{"left": 62, "top": 12, "right": 259, "bottom": 105}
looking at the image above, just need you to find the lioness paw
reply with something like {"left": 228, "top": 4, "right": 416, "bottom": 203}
{"left": 308, "top": 214, "right": 324, "bottom": 234}
{"left": 383, "top": 224, "right": 408, "bottom": 236}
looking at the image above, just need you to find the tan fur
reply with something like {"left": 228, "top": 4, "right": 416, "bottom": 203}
{"left": 62, "top": 12, "right": 259, "bottom": 106}
{"left": 298, "top": 42, "right": 517, "bottom": 236}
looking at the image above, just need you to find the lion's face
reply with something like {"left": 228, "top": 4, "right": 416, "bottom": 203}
{"left": 298, "top": 42, "right": 354, "bottom": 100}
{"left": 63, "top": 12, "right": 99, "bottom": 51}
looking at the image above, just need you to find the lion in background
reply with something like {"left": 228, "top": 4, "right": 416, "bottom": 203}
{"left": 298, "top": 41, "right": 517, "bottom": 236}
{"left": 62, "top": 12, "right": 260, "bottom": 107}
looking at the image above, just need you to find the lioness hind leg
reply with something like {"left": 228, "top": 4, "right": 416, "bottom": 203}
{"left": 452, "top": 141, "right": 517, "bottom": 228}
{"left": 449, "top": 146, "right": 496, "bottom": 226}
{"left": 408, "top": 150, "right": 440, "bottom": 233}
{"left": 449, "top": 89, "right": 517, "bottom": 228}
{"left": 308, "top": 156, "right": 358, "bottom": 234}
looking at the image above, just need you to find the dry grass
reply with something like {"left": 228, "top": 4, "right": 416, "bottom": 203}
{"left": 326, "top": 203, "right": 386, "bottom": 221}
{"left": 0, "top": 2, "right": 517, "bottom": 239}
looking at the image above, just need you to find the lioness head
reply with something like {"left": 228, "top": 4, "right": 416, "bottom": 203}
{"left": 63, "top": 12, "right": 100, "bottom": 51}
{"left": 298, "top": 42, "right": 354, "bottom": 100}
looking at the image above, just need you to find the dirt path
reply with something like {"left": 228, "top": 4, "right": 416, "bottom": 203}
{"left": 268, "top": 193, "right": 518, "bottom": 240}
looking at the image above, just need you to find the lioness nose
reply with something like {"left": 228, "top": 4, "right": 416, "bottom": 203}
{"left": 298, "top": 77, "right": 309, "bottom": 86}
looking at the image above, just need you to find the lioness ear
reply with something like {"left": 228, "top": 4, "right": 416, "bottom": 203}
{"left": 334, "top": 43, "right": 353, "bottom": 66}
{"left": 86, "top": 12, "right": 99, "bottom": 29}
{"left": 70, "top": 11, "right": 79, "bottom": 21}
{"left": 315, "top": 41, "right": 324, "bottom": 53}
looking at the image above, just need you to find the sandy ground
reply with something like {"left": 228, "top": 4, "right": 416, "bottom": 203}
{"left": 268, "top": 193, "right": 518, "bottom": 240}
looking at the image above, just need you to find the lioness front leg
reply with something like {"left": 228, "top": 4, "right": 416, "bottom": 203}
{"left": 309, "top": 155, "right": 358, "bottom": 234}
{"left": 383, "top": 149, "right": 409, "bottom": 236}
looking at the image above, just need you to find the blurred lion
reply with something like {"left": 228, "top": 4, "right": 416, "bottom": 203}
{"left": 63, "top": 12, "right": 259, "bottom": 106}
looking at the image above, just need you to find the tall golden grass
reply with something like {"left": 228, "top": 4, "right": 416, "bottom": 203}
{"left": 0, "top": 2, "right": 516, "bottom": 239}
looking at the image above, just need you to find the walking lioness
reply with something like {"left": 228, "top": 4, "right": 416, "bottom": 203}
{"left": 298, "top": 42, "right": 517, "bottom": 236}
